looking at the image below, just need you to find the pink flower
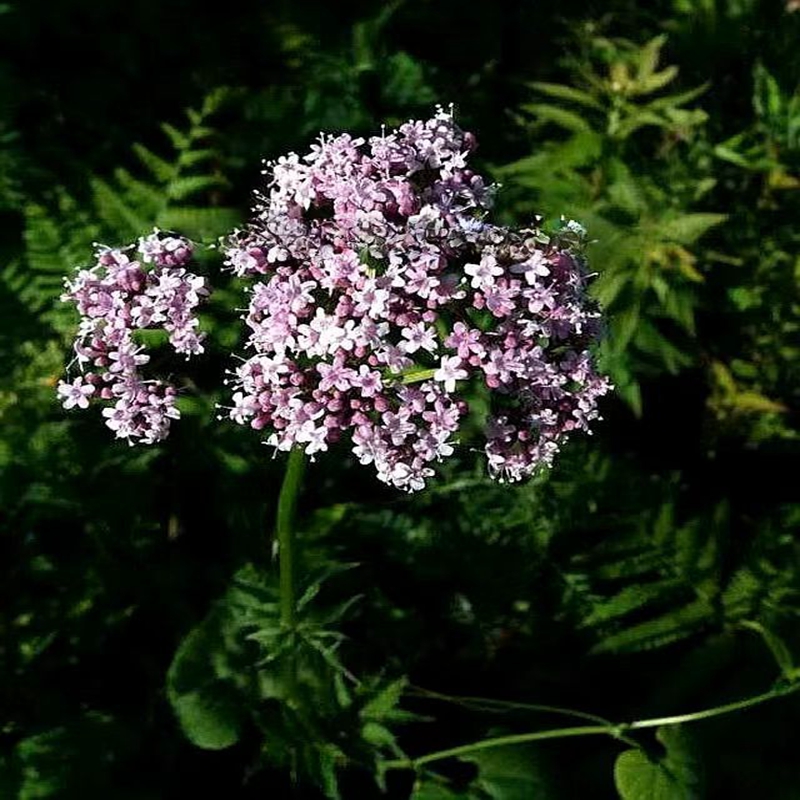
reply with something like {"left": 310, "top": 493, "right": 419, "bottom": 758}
{"left": 400, "top": 322, "right": 438, "bottom": 355}
{"left": 220, "top": 110, "right": 609, "bottom": 490}
{"left": 510, "top": 250, "right": 551, "bottom": 285}
{"left": 57, "top": 377, "right": 95, "bottom": 410}
{"left": 434, "top": 355, "right": 468, "bottom": 392}
{"left": 59, "top": 230, "right": 207, "bottom": 444}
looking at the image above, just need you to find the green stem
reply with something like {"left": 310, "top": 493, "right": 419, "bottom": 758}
{"left": 406, "top": 685, "right": 641, "bottom": 749}
{"left": 408, "top": 686, "right": 612, "bottom": 725}
{"left": 391, "top": 726, "right": 612, "bottom": 769}
{"left": 384, "top": 681, "right": 800, "bottom": 772}
{"left": 627, "top": 683, "right": 800, "bottom": 730}
{"left": 399, "top": 367, "right": 437, "bottom": 385}
{"left": 276, "top": 448, "right": 306, "bottom": 628}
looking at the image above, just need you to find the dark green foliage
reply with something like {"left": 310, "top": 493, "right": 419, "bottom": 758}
{"left": 2, "top": 1, "right": 800, "bottom": 798}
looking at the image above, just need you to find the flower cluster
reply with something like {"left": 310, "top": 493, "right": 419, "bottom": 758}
{"left": 223, "top": 107, "right": 611, "bottom": 491}
{"left": 58, "top": 230, "right": 208, "bottom": 444}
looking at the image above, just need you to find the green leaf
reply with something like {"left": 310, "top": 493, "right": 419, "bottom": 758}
{"left": 161, "top": 122, "right": 190, "bottom": 150}
{"left": 522, "top": 102, "right": 593, "bottom": 133}
{"left": 753, "top": 62, "right": 783, "bottom": 122}
{"left": 411, "top": 783, "right": 470, "bottom": 800}
{"left": 740, "top": 620, "right": 795, "bottom": 680}
{"left": 361, "top": 677, "right": 408, "bottom": 720}
{"left": 168, "top": 680, "right": 243, "bottom": 750}
{"left": 529, "top": 81, "right": 603, "bottom": 110}
{"left": 659, "top": 213, "right": 726, "bottom": 245}
{"left": 581, "top": 580, "right": 681, "bottom": 628}
{"left": 637, "top": 67, "right": 678, "bottom": 96}
{"left": 614, "top": 726, "right": 702, "bottom": 800}
{"left": 157, "top": 206, "right": 241, "bottom": 239}
{"left": 166, "top": 175, "right": 227, "bottom": 202}
{"left": 8, "top": 714, "right": 138, "bottom": 800}
{"left": 166, "top": 613, "right": 246, "bottom": 749}
{"left": 591, "top": 598, "right": 712, "bottom": 654}
{"left": 462, "top": 745, "right": 552, "bottom": 799}
{"left": 132, "top": 143, "right": 176, "bottom": 182}
{"left": 384, "top": 51, "right": 436, "bottom": 106}
{"left": 647, "top": 84, "right": 708, "bottom": 111}
{"left": 611, "top": 306, "right": 641, "bottom": 354}
{"left": 361, "top": 721, "right": 396, "bottom": 746}
{"left": 90, "top": 177, "right": 150, "bottom": 236}
{"left": 635, "top": 35, "right": 668, "bottom": 86}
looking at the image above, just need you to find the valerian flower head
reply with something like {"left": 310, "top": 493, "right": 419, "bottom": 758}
{"left": 222, "top": 107, "right": 611, "bottom": 491}
{"left": 58, "top": 229, "right": 208, "bottom": 444}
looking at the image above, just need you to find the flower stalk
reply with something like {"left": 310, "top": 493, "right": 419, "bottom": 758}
{"left": 276, "top": 447, "right": 307, "bottom": 628}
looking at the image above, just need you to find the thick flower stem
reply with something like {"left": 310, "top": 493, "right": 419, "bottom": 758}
{"left": 276, "top": 448, "right": 306, "bottom": 628}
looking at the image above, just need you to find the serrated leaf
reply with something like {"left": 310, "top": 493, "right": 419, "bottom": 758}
{"left": 581, "top": 580, "right": 681, "bottom": 628}
{"left": 160, "top": 122, "right": 190, "bottom": 150}
{"left": 176, "top": 148, "right": 218, "bottom": 169}
{"left": 591, "top": 597, "right": 712, "bottom": 654}
{"left": 361, "top": 677, "right": 407, "bottom": 720}
{"left": 166, "top": 175, "right": 227, "bottom": 202}
{"left": 133, "top": 143, "right": 177, "bottom": 182}
{"left": 90, "top": 177, "right": 150, "bottom": 236}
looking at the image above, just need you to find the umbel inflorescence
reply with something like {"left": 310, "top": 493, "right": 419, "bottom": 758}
{"left": 58, "top": 231, "right": 208, "bottom": 444}
{"left": 222, "top": 107, "right": 611, "bottom": 490}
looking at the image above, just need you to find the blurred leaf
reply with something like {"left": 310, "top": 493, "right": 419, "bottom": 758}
{"left": 522, "top": 103, "right": 593, "bottom": 133}
{"left": 753, "top": 62, "right": 783, "bottom": 121}
{"left": 166, "top": 612, "right": 246, "bottom": 749}
{"left": 462, "top": 746, "right": 552, "bottom": 799}
{"left": 659, "top": 213, "right": 726, "bottom": 245}
{"left": 529, "top": 81, "right": 604, "bottom": 110}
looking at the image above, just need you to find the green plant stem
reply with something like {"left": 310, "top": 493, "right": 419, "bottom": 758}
{"left": 627, "top": 683, "right": 800, "bottom": 729}
{"left": 384, "top": 681, "right": 800, "bottom": 772}
{"left": 406, "top": 685, "right": 641, "bottom": 750}
{"left": 276, "top": 448, "right": 306, "bottom": 628}
{"left": 407, "top": 685, "right": 614, "bottom": 725}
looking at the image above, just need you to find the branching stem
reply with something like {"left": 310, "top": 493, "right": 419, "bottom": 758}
{"left": 385, "top": 681, "right": 800, "bottom": 771}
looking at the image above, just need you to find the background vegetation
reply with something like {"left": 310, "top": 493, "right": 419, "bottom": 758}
{"left": 1, "top": 0, "right": 799, "bottom": 797}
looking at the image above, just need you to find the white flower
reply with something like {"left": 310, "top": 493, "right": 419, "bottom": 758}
{"left": 57, "top": 378, "right": 95, "bottom": 410}
{"left": 434, "top": 355, "right": 467, "bottom": 392}
{"left": 399, "top": 322, "right": 438, "bottom": 354}
{"left": 510, "top": 250, "right": 550, "bottom": 285}
{"left": 464, "top": 253, "right": 502, "bottom": 289}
